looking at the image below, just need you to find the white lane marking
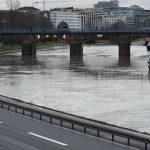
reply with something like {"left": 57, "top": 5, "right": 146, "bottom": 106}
{"left": 28, "top": 132, "right": 68, "bottom": 146}
{"left": 0, "top": 122, "right": 2, "bottom": 124}
{"left": 0, "top": 108, "right": 138, "bottom": 150}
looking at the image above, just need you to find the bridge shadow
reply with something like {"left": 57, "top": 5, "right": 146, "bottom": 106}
{"left": 21, "top": 56, "right": 38, "bottom": 66}
{"left": 69, "top": 56, "right": 85, "bottom": 70}
{"left": 69, "top": 57, "right": 146, "bottom": 80}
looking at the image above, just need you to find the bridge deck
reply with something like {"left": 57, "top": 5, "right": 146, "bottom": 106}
{"left": 0, "top": 28, "right": 150, "bottom": 34}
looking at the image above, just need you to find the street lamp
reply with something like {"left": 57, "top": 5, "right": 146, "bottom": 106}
{"left": 139, "top": 19, "right": 144, "bottom": 31}
{"left": 2, "top": 20, "right": 6, "bottom": 32}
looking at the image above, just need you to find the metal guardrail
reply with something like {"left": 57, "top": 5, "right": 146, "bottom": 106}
{"left": 0, "top": 97, "right": 150, "bottom": 150}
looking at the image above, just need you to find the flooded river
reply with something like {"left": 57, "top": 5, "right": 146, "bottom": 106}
{"left": 0, "top": 44, "right": 150, "bottom": 133}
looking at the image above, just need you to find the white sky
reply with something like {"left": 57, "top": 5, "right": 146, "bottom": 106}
{"left": 0, "top": 0, "right": 150, "bottom": 10}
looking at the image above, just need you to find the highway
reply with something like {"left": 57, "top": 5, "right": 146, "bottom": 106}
{"left": 0, "top": 108, "right": 138, "bottom": 150}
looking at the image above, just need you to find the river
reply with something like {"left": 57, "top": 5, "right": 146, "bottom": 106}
{"left": 0, "top": 44, "right": 150, "bottom": 133}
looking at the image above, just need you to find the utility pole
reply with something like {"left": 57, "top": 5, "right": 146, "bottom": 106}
{"left": 43, "top": 0, "right": 45, "bottom": 11}
{"left": 35, "top": 0, "right": 46, "bottom": 11}
{"left": 2, "top": 20, "right": 6, "bottom": 32}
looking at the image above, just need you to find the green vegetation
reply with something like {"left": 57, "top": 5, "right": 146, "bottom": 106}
{"left": 36, "top": 41, "right": 65, "bottom": 47}
{"left": 0, "top": 41, "right": 65, "bottom": 52}
{"left": 0, "top": 44, "right": 21, "bottom": 51}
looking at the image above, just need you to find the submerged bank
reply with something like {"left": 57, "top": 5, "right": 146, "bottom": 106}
{"left": 0, "top": 41, "right": 65, "bottom": 53}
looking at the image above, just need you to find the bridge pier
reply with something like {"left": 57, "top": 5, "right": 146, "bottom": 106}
{"left": 118, "top": 42, "right": 131, "bottom": 64}
{"left": 86, "top": 34, "right": 96, "bottom": 44}
{"left": 68, "top": 34, "right": 85, "bottom": 60}
{"left": 113, "top": 34, "right": 132, "bottom": 65}
{"left": 70, "top": 42, "right": 83, "bottom": 58}
{"left": 22, "top": 40, "right": 36, "bottom": 56}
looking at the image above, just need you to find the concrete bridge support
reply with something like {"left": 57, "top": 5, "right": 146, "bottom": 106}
{"left": 86, "top": 34, "right": 96, "bottom": 44}
{"left": 68, "top": 34, "right": 85, "bottom": 60}
{"left": 70, "top": 42, "right": 83, "bottom": 57}
{"left": 22, "top": 37, "right": 36, "bottom": 56}
{"left": 113, "top": 34, "right": 132, "bottom": 65}
{"left": 118, "top": 42, "right": 131, "bottom": 64}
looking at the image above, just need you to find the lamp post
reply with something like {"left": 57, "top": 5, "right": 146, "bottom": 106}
{"left": 2, "top": 20, "right": 6, "bottom": 32}
{"left": 139, "top": 19, "right": 144, "bottom": 31}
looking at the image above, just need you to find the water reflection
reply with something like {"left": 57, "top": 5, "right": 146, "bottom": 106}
{"left": 21, "top": 56, "right": 38, "bottom": 66}
{"left": 69, "top": 56, "right": 144, "bottom": 80}
{"left": 118, "top": 57, "right": 131, "bottom": 66}
{"left": 148, "top": 71, "right": 150, "bottom": 80}
{"left": 70, "top": 56, "right": 84, "bottom": 69}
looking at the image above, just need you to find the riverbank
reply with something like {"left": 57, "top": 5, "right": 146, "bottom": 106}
{"left": 0, "top": 41, "right": 66, "bottom": 53}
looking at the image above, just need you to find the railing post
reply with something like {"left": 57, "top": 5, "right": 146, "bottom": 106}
{"left": 8, "top": 105, "right": 10, "bottom": 110}
{"left": 97, "top": 130, "right": 100, "bottom": 137}
{"left": 23, "top": 109, "right": 24, "bottom": 115}
{"left": 127, "top": 138, "right": 130, "bottom": 146}
{"left": 15, "top": 106, "right": 17, "bottom": 112}
{"left": 60, "top": 120, "right": 63, "bottom": 126}
{"left": 84, "top": 126, "right": 86, "bottom": 134}
{"left": 145, "top": 143, "right": 147, "bottom": 150}
{"left": 72, "top": 123, "right": 74, "bottom": 130}
{"left": 40, "top": 114, "right": 42, "bottom": 120}
{"left": 50, "top": 117, "right": 52, "bottom": 123}
{"left": 31, "top": 112, "right": 33, "bottom": 117}
{"left": 112, "top": 134, "right": 114, "bottom": 141}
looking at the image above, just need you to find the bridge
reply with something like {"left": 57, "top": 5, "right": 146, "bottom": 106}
{"left": 1, "top": 28, "right": 150, "bottom": 64}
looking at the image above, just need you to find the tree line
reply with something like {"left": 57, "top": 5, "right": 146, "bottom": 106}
{"left": 0, "top": 0, "right": 53, "bottom": 45}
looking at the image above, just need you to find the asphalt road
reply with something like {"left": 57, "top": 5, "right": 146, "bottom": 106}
{"left": 0, "top": 108, "right": 138, "bottom": 150}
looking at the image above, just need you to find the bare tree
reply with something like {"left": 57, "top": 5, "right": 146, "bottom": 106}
{"left": 112, "top": 20, "right": 127, "bottom": 29}
{"left": 6, "top": 0, "right": 20, "bottom": 10}
{"left": 6, "top": 0, "right": 20, "bottom": 47}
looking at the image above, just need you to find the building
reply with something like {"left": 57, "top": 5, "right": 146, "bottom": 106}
{"left": 94, "top": 0, "right": 119, "bottom": 11}
{"left": 50, "top": 8, "right": 82, "bottom": 29}
{"left": 75, "top": 8, "right": 107, "bottom": 29}
{"left": 17, "top": 7, "right": 40, "bottom": 15}
{"left": 133, "top": 10, "right": 150, "bottom": 28}
{"left": 102, "top": 14, "right": 127, "bottom": 27}
{"left": 50, "top": 7, "right": 107, "bottom": 29}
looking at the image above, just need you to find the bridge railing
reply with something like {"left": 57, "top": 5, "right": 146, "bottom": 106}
{"left": 0, "top": 27, "right": 150, "bottom": 34}
{"left": 0, "top": 95, "right": 150, "bottom": 150}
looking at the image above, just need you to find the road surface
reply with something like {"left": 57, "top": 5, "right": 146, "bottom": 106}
{"left": 0, "top": 108, "right": 138, "bottom": 150}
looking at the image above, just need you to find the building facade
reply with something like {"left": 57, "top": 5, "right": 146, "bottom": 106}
{"left": 50, "top": 7, "right": 107, "bottom": 29}
{"left": 102, "top": 15, "right": 127, "bottom": 27}
{"left": 94, "top": 0, "right": 119, "bottom": 11}
{"left": 50, "top": 8, "right": 81, "bottom": 29}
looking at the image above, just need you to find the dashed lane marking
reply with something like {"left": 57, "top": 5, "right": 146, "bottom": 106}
{"left": 28, "top": 132, "right": 68, "bottom": 146}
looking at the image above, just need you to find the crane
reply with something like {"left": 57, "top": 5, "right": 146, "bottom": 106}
{"left": 34, "top": 0, "right": 75, "bottom": 11}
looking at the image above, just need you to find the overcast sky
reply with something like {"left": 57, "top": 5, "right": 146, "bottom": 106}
{"left": 1, "top": 0, "right": 150, "bottom": 10}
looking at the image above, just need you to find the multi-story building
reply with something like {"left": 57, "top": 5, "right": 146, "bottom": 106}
{"left": 75, "top": 8, "right": 107, "bottom": 29}
{"left": 102, "top": 15, "right": 127, "bottom": 27}
{"left": 133, "top": 10, "right": 150, "bottom": 28}
{"left": 94, "top": 0, "right": 119, "bottom": 11}
{"left": 50, "top": 8, "right": 82, "bottom": 29}
{"left": 86, "top": 11, "right": 107, "bottom": 29}
{"left": 50, "top": 7, "right": 107, "bottom": 30}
